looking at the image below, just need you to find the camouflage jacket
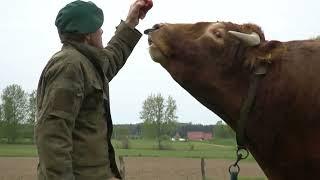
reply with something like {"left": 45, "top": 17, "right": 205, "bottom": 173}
{"left": 35, "top": 21, "right": 141, "bottom": 180}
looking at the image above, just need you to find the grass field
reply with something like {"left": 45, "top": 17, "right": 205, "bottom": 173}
{"left": 0, "top": 144, "right": 36, "bottom": 157}
{"left": 0, "top": 138, "right": 255, "bottom": 161}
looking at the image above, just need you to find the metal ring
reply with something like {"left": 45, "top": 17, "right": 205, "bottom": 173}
{"left": 228, "top": 164, "right": 240, "bottom": 174}
{"left": 237, "top": 148, "right": 249, "bottom": 160}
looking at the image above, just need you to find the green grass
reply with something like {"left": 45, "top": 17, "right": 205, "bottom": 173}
{"left": 116, "top": 148, "right": 235, "bottom": 159}
{"left": 0, "top": 138, "right": 255, "bottom": 161}
{"left": 207, "top": 177, "right": 266, "bottom": 180}
{"left": 210, "top": 138, "right": 236, "bottom": 146}
{"left": 113, "top": 138, "right": 236, "bottom": 150}
{"left": 207, "top": 176, "right": 266, "bottom": 180}
{"left": 0, "top": 144, "right": 37, "bottom": 157}
{"left": 239, "top": 177, "right": 266, "bottom": 180}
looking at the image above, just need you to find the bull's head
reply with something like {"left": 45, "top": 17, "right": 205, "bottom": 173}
{"left": 146, "top": 22, "right": 281, "bottom": 129}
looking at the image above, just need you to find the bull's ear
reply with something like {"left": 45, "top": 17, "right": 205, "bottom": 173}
{"left": 258, "top": 41, "right": 286, "bottom": 59}
{"left": 228, "top": 31, "right": 261, "bottom": 46}
{"left": 245, "top": 40, "right": 285, "bottom": 67}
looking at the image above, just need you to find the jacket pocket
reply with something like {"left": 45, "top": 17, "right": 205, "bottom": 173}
{"left": 85, "top": 81, "right": 104, "bottom": 110}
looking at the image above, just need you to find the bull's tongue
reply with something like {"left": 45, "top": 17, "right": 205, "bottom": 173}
{"left": 144, "top": 28, "right": 157, "bottom": 35}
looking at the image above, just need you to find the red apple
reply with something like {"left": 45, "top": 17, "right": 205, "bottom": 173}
{"left": 139, "top": 0, "right": 153, "bottom": 19}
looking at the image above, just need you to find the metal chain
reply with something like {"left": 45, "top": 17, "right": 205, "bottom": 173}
{"left": 228, "top": 146, "right": 249, "bottom": 180}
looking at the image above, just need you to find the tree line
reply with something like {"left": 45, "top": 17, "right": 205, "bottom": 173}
{"left": 0, "top": 84, "right": 235, "bottom": 145}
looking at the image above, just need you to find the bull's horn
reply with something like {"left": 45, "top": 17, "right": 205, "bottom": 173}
{"left": 228, "top": 31, "right": 261, "bottom": 46}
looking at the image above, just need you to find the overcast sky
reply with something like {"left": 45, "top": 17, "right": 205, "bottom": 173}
{"left": 0, "top": 0, "right": 319, "bottom": 125}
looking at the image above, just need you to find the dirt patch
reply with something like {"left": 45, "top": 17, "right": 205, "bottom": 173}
{"left": 0, "top": 157, "right": 265, "bottom": 180}
{"left": 0, "top": 157, "right": 38, "bottom": 180}
{"left": 124, "top": 157, "right": 265, "bottom": 180}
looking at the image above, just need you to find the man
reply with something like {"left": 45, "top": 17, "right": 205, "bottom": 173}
{"left": 35, "top": 0, "right": 152, "bottom": 179}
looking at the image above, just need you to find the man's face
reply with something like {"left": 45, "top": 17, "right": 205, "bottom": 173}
{"left": 87, "top": 28, "right": 103, "bottom": 48}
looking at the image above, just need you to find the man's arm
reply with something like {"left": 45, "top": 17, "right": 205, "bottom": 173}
{"left": 102, "top": 21, "right": 142, "bottom": 81}
{"left": 101, "top": 0, "right": 151, "bottom": 81}
{"left": 36, "top": 62, "right": 84, "bottom": 180}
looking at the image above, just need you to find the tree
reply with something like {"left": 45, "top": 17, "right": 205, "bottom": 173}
{"left": 1, "top": 84, "right": 28, "bottom": 143}
{"left": 213, "top": 120, "right": 235, "bottom": 139}
{"left": 310, "top": 35, "right": 320, "bottom": 40}
{"left": 140, "top": 94, "right": 178, "bottom": 149}
{"left": 113, "top": 127, "right": 130, "bottom": 149}
{"left": 162, "top": 96, "right": 178, "bottom": 136}
{"left": 0, "top": 102, "right": 3, "bottom": 122}
{"left": 0, "top": 104, "right": 2, "bottom": 121}
{"left": 27, "top": 90, "right": 36, "bottom": 125}
{"left": 18, "top": 90, "right": 37, "bottom": 142}
{"left": 0, "top": 104, "right": 3, "bottom": 139}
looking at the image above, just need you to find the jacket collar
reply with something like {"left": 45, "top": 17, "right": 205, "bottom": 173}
{"left": 63, "top": 41, "right": 105, "bottom": 67}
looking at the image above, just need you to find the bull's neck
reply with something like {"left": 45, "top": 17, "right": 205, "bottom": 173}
{"left": 202, "top": 71, "right": 250, "bottom": 129}
{"left": 169, "top": 62, "right": 251, "bottom": 130}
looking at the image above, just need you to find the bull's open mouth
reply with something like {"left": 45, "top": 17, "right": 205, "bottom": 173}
{"left": 148, "top": 36, "right": 155, "bottom": 46}
{"left": 147, "top": 35, "right": 159, "bottom": 50}
{"left": 145, "top": 27, "right": 161, "bottom": 48}
{"left": 147, "top": 36, "right": 161, "bottom": 50}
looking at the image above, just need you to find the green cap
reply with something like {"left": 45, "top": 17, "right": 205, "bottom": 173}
{"left": 55, "top": 0, "right": 104, "bottom": 34}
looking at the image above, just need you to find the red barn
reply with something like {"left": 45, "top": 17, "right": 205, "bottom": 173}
{"left": 187, "top": 131, "right": 212, "bottom": 141}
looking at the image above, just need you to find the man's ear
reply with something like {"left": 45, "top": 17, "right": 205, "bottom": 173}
{"left": 84, "top": 34, "right": 91, "bottom": 44}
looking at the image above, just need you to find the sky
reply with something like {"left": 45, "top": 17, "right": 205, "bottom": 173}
{"left": 0, "top": 0, "right": 319, "bottom": 125}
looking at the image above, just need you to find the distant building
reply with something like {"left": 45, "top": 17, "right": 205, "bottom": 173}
{"left": 187, "top": 131, "right": 213, "bottom": 141}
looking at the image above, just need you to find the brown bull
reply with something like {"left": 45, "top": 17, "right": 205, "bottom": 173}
{"left": 146, "top": 22, "right": 320, "bottom": 179}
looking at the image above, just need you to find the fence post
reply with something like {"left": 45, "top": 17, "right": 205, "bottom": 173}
{"left": 119, "top": 156, "right": 126, "bottom": 180}
{"left": 201, "top": 157, "right": 206, "bottom": 180}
